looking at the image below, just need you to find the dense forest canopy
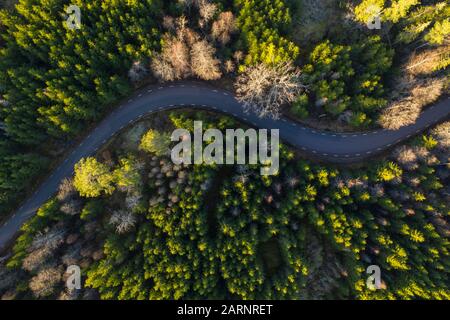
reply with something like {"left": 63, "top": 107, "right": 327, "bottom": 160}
{"left": 0, "top": 0, "right": 449, "bottom": 300}
{"left": 1, "top": 111, "right": 449, "bottom": 300}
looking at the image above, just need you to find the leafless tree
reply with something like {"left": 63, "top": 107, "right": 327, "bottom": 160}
{"left": 184, "top": 27, "right": 201, "bottom": 47}
{"left": 346, "top": 177, "right": 367, "bottom": 189}
{"left": 109, "top": 211, "right": 137, "bottom": 234}
{"left": 125, "top": 192, "right": 142, "bottom": 210}
{"left": 432, "top": 121, "right": 450, "bottom": 150}
{"left": 224, "top": 60, "right": 235, "bottom": 74}
{"left": 233, "top": 51, "right": 244, "bottom": 64}
{"left": 151, "top": 35, "right": 191, "bottom": 82}
{"left": 405, "top": 45, "right": 450, "bottom": 76}
{"left": 61, "top": 243, "right": 82, "bottom": 267}
{"left": 60, "top": 200, "right": 82, "bottom": 216}
{"left": 23, "top": 227, "right": 66, "bottom": 272}
{"left": 153, "top": 9, "right": 233, "bottom": 82}
{"left": 370, "top": 184, "right": 385, "bottom": 197}
{"left": 166, "top": 37, "right": 191, "bottom": 78}
{"left": 190, "top": 40, "right": 222, "bottom": 80}
{"left": 29, "top": 267, "right": 62, "bottom": 298}
{"left": 379, "top": 99, "right": 421, "bottom": 130}
{"left": 379, "top": 77, "right": 445, "bottom": 130}
{"left": 235, "top": 62, "right": 305, "bottom": 119}
{"left": 57, "top": 178, "right": 76, "bottom": 202}
{"left": 211, "top": 11, "right": 237, "bottom": 45}
{"left": 31, "top": 227, "right": 66, "bottom": 252}
{"left": 151, "top": 56, "right": 177, "bottom": 82}
{"left": 162, "top": 15, "right": 176, "bottom": 31}
{"left": 393, "top": 146, "right": 419, "bottom": 171}
{"left": 23, "top": 247, "right": 53, "bottom": 272}
{"left": 414, "top": 146, "right": 430, "bottom": 162}
{"left": 197, "top": 0, "right": 218, "bottom": 28}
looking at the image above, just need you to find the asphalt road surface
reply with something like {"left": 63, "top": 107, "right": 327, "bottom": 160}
{"left": 0, "top": 82, "right": 449, "bottom": 251}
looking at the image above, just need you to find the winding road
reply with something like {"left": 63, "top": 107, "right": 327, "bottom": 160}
{"left": 0, "top": 82, "right": 449, "bottom": 251}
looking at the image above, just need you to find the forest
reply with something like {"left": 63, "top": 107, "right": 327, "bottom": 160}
{"left": 0, "top": 111, "right": 449, "bottom": 299}
{"left": 0, "top": 0, "right": 449, "bottom": 300}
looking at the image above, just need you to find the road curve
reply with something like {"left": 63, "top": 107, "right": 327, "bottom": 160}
{"left": 0, "top": 82, "right": 449, "bottom": 251}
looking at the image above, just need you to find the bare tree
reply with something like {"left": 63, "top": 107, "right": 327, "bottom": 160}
{"left": 176, "top": 16, "right": 189, "bottom": 40}
{"left": 23, "top": 247, "right": 52, "bottom": 272}
{"left": 57, "top": 178, "right": 76, "bottom": 202}
{"left": 190, "top": 40, "right": 222, "bottom": 80}
{"left": 393, "top": 146, "right": 419, "bottom": 171}
{"left": 60, "top": 200, "right": 82, "bottom": 216}
{"left": 151, "top": 35, "right": 191, "bottom": 82}
{"left": 109, "top": 211, "right": 137, "bottom": 234}
{"left": 197, "top": 0, "right": 218, "bottom": 28}
{"left": 58, "top": 288, "right": 80, "bottom": 300}
{"left": 224, "top": 60, "right": 235, "bottom": 73}
{"left": 152, "top": 11, "right": 229, "bottom": 82}
{"left": 235, "top": 62, "right": 305, "bottom": 119}
{"left": 379, "top": 99, "right": 422, "bottom": 130}
{"left": 233, "top": 51, "right": 244, "bottom": 64}
{"left": 370, "top": 184, "right": 385, "bottom": 197}
{"left": 23, "top": 227, "right": 66, "bottom": 272}
{"left": 151, "top": 56, "right": 177, "bottom": 82}
{"left": 162, "top": 15, "right": 176, "bottom": 31}
{"left": 405, "top": 45, "right": 450, "bottom": 76}
{"left": 29, "top": 267, "right": 62, "bottom": 298}
{"left": 166, "top": 37, "right": 191, "bottom": 79}
{"left": 31, "top": 227, "right": 66, "bottom": 252}
{"left": 125, "top": 191, "right": 142, "bottom": 210}
{"left": 211, "top": 11, "right": 237, "bottom": 45}
{"left": 184, "top": 27, "right": 201, "bottom": 47}
{"left": 284, "top": 175, "right": 299, "bottom": 188}
{"left": 432, "top": 121, "right": 450, "bottom": 150}
{"left": 379, "top": 77, "right": 445, "bottom": 130}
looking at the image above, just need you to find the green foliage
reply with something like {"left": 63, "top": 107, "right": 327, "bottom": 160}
{"left": 73, "top": 157, "right": 115, "bottom": 198}
{"left": 0, "top": 0, "right": 162, "bottom": 145}
{"left": 355, "top": 1, "right": 449, "bottom": 46}
{"left": 139, "top": 130, "right": 171, "bottom": 156}
{"left": 395, "top": 2, "right": 450, "bottom": 45}
{"left": 354, "top": 0, "right": 419, "bottom": 24}
{"left": 0, "top": 139, "right": 48, "bottom": 214}
{"left": 234, "top": 0, "right": 299, "bottom": 67}
{"left": 80, "top": 199, "right": 103, "bottom": 220}
{"left": 304, "top": 40, "right": 354, "bottom": 116}
{"left": 421, "top": 134, "right": 438, "bottom": 150}
{"left": 0, "top": 0, "right": 448, "bottom": 300}
{"left": 425, "top": 18, "right": 450, "bottom": 45}
{"left": 376, "top": 162, "right": 403, "bottom": 182}
{"left": 303, "top": 37, "right": 393, "bottom": 126}
{"left": 291, "top": 94, "right": 309, "bottom": 119}
{"left": 113, "top": 156, "right": 142, "bottom": 190}
{"left": 354, "top": 0, "right": 386, "bottom": 24}
{"left": 4, "top": 120, "right": 449, "bottom": 300}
